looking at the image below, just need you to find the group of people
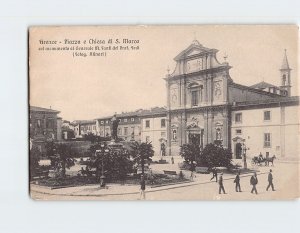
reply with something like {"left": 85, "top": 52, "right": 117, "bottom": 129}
{"left": 216, "top": 169, "right": 275, "bottom": 195}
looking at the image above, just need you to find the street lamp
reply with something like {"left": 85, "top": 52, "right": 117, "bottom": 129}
{"left": 242, "top": 142, "right": 249, "bottom": 169}
{"left": 96, "top": 143, "right": 109, "bottom": 188}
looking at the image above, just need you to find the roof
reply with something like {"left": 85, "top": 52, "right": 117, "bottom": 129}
{"left": 72, "top": 120, "right": 96, "bottom": 125}
{"left": 95, "top": 107, "right": 167, "bottom": 120}
{"left": 233, "top": 96, "right": 299, "bottom": 108}
{"left": 30, "top": 106, "right": 60, "bottom": 113}
{"left": 281, "top": 49, "right": 290, "bottom": 70}
{"left": 250, "top": 81, "right": 278, "bottom": 90}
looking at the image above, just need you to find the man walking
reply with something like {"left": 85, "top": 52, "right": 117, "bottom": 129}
{"left": 266, "top": 169, "right": 275, "bottom": 191}
{"left": 139, "top": 175, "right": 146, "bottom": 200}
{"left": 210, "top": 167, "right": 218, "bottom": 182}
{"left": 218, "top": 173, "right": 226, "bottom": 194}
{"left": 234, "top": 171, "right": 242, "bottom": 192}
{"left": 250, "top": 172, "right": 258, "bottom": 194}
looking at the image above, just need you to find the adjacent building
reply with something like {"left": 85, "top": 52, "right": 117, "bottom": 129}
{"left": 29, "top": 106, "right": 61, "bottom": 154}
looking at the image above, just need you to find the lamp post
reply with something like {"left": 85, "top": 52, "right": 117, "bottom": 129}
{"left": 96, "top": 143, "right": 109, "bottom": 188}
{"left": 242, "top": 142, "right": 249, "bottom": 169}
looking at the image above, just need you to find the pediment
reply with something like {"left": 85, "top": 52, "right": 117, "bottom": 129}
{"left": 174, "top": 42, "right": 211, "bottom": 61}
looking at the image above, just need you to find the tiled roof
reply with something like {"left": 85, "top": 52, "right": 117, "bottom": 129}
{"left": 72, "top": 120, "right": 96, "bottom": 125}
{"left": 95, "top": 107, "right": 167, "bottom": 120}
{"left": 233, "top": 96, "right": 299, "bottom": 107}
{"left": 250, "top": 81, "right": 278, "bottom": 89}
{"left": 30, "top": 106, "right": 60, "bottom": 113}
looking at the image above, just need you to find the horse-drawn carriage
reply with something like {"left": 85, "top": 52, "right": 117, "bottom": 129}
{"left": 251, "top": 154, "right": 276, "bottom": 166}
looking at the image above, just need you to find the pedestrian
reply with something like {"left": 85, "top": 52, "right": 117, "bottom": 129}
{"left": 266, "top": 169, "right": 275, "bottom": 191}
{"left": 218, "top": 173, "right": 226, "bottom": 194}
{"left": 250, "top": 172, "right": 258, "bottom": 194}
{"left": 139, "top": 175, "right": 146, "bottom": 200}
{"left": 210, "top": 167, "right": 218, "bottom": 182}
{"left": 171, "top": 156, "right": 174, "bottom": 164}
{"left": 234, "top": 171, "right": 242, "bottom": 192}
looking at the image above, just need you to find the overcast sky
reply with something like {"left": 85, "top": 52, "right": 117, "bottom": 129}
{"left": 29, "top": 25, "right": 298, "bottom": 121}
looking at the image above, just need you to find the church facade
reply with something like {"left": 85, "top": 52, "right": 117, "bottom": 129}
{"left": 165, "top": 40, "right": 298, "bottom": 157}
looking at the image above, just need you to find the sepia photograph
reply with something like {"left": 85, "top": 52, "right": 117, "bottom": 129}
{"left": 29, "top": 25, "right": 299, "bottom": 200}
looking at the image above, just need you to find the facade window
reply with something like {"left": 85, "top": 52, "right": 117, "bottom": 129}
{"left": 161, "top": 132, "right": 166, "bottom": 138}
{"left": 264, "top": 133, "right": 271, "bottom": 147}
{"left": 124, "top": 127, "right": 128, "bottom": 135}
{"left": 191, "top": 90, "right": 199, "bottom": 106}
{"left": 145, "top": 120, "right": 150, "bottom": 128}
{"left": 131, "top": 118, "right": 134, "bottom": 122}
{"left": 131, "top": 127, "right": 135, "bottom": 134}
{"left": 264, "top": 111, "right": 271, "bottom": 121}
{"left": 124, "top": 119, "right": 128, "bottom": 122}
{"left": 100, "top": 121, "right": 104, "bottom": 124}
{"left": 118, "top": 128, "right": 121, "bottom": 135}
{"left": 161, "top": 119, "right": 166, "bottom": 128}
{"left": 236, "top": 129, "right": 242, "bottom": 135}
{"left": 105, "top": 120, "right": 108, "bottom": 124}
{"left": 235, "top": 113, "right": 242, "bottom": 123}
{"left": 93, "top": 126, "right": 96, "bottom": 130}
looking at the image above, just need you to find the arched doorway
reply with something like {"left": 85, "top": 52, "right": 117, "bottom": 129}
{"left": 232, "top": 136, "right": 245, "bottom": 159}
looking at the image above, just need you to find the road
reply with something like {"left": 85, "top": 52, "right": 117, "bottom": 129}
{"left": 31, "top": 161, "right": 299, "bottom": 201}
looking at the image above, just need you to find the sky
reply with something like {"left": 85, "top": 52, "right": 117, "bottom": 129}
{"left": 29, "top": 25, "right": 298, "bottom": 121}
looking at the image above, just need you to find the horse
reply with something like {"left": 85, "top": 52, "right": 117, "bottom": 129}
{"left": 265, "top": 155, "right": 276, "bottom": 166}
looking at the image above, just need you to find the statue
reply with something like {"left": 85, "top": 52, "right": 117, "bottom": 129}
{"left": 110, "top": 113, "right": 119, "bottom": 141}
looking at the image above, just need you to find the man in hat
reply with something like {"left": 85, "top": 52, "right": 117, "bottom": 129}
{"left": 250, "top": 172, "right": 258, "bottom": 194}
{"left": 210, "top": 167, "right": 218, "bottom": 182}
{"left": 234, "top": 171, "right": 242, "bottom": 192}
{"left": 218, "top": 173, "right": 226, "bottom": 194}
{"left": 266, "top": 169, "right": 275, "bottom": 191}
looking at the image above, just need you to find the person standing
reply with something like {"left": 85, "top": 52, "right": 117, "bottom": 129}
{"left": 139, "top": 175, "right": 146, "bottom": 200}
{"left": 234, "top": 171, "right": 242, "bottom": 192}
{"left": 250, "top": 172, "right": 258, "bottom": 194}
{"left": 210, "top": 167, "right": 218, "bottom": 182}
{"left": 171, "top": 156, "right": 174, "bottom": 164}
{"left": 218, "top": 173, "right": 226, "bottom": 194}
{"left": 266, "top": 169, "right": 275, "bottom": 191}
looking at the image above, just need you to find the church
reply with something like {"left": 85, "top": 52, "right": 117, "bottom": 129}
{"left": 165, "top": 40, "right": 299, "bottom": 159}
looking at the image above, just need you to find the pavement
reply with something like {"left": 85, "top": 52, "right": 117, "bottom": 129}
{"left": 31, "top": 156, "right": 299, "bottom": 200}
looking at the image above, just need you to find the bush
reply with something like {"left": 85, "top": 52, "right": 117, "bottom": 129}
{"left": 198, "top": 141, "right": 232, "bottom": 169}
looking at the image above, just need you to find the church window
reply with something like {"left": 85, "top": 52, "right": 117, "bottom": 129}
{"left": 235, "top": 113, "right": 242, "bottom": 123}
{"left": 236, "top": 129, "right": 242, "bottom": 135}
{"left": 191, "top": 90, "right": 199, "bottom": 106}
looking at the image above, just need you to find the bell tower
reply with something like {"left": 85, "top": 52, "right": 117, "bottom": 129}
{"left": 280, "top": 49, "right": 292, "bottom": 96}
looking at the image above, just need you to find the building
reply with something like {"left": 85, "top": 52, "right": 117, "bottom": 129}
{"left": 96, "top": 111, "right": 142, "bottom": 142}
{"left": 140, "top": 107, "right": 167, "bottom": 156}
{"left": 71, "top": 120, "right": 97, "bottom": 138}
{"left": 29, "top": 106, "right": 61, "bottom": 154}
{"left": 164, "top": 40, "right": 296, "bottom": 157}
{"left": 231, "top": 96, "right": 299, "bottom": 159}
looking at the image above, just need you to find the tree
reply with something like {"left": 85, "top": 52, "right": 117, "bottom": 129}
{"left": 198, "top": 141, "right": 232, "bottom": 169}
{"left": 29, "top": 146, "right": 41, "bottom": 179}
{"left": 46, "top": 142, "right": 76, "bottom": 177}
{"left": 130, "top": 141, "right": 154, "bottom": 175}
{"left": 180, "top": 143, "right": 201, "bottom": 171}
{"left": 87, "top": 142, "right": 133, "bottom": 181}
